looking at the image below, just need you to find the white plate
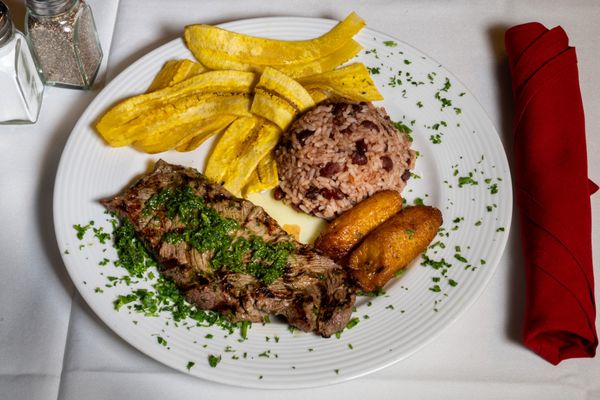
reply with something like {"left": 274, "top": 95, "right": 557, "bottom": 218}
{"left": 54, "top": 16, "right": 512, "bottom": 389}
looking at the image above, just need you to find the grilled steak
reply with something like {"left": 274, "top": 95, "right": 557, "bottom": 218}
{"left": 101, "top": 160, "right": 355, "bottom": 337}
